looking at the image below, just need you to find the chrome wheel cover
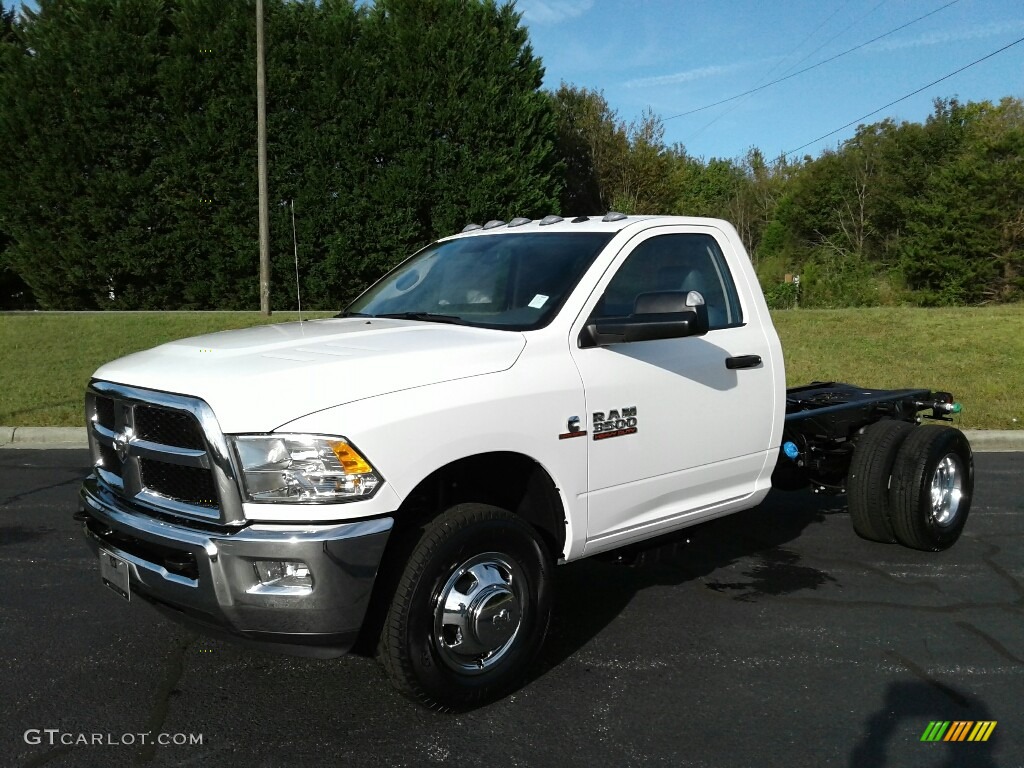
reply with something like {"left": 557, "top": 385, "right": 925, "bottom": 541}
{"left": 432, "top": 553, "right": 526, "bottom": 674}
{"left": 930, "top": 453, "right": 965, "bottom": 527}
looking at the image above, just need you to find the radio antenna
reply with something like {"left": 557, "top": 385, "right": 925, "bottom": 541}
{"left": 291, "top": 199, "right": 302, "bottom": 322}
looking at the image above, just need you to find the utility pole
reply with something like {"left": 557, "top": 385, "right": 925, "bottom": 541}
{"left": 256, "top": 0, "right": 270, "bottom": 315}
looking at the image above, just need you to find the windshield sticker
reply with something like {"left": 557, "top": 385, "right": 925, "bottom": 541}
{"left": 593, "top": 407, "right": 638, "bottom": 440}
{"left": 528, "top": 294, "right": 549, "bottom": 309}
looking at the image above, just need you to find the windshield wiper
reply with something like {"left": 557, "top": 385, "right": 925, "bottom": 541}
{"left": 374, "top": 312, "right": 466, "bottom": 325}
{"left": 334, "top": 310, "right": 371, "bottom": 318}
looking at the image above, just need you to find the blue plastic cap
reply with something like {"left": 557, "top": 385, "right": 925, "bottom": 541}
{"left": 783, "top": 441, "right": 800, "bottom": 460}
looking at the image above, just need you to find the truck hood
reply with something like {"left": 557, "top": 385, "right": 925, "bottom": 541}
{"left": 93, "top": 318, "right": 526, "bottom": 433}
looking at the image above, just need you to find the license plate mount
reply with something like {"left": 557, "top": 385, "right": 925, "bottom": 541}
{"left": 99, "top": 549, "right": 131, "bottom": 602}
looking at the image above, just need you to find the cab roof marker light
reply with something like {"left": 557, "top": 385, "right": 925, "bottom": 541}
{"left": 571, "top": 215, "right": 589, "bottom": 223}
{"left": 602, "top": 211, "right": 627, "bottom": 222}
{"left": 507, "top": 217, "right": 531, "bottom": 227}
{"left": 483, "top": 219, "right": 506, "bottom": 230}
{"left": 539, "top": 215, "right": 563, "bottom": 226}
{"left": 461, "top": 223, "right": 483, "bottom": 233}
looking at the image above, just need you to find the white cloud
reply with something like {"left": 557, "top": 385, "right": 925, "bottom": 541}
{"left": 517, "top": 0, "right": 595, "bottom": 25}
{"left": 623, "top": 62, "right": 749, "bottom": 89}
{"left": 869, "top": 19, "right": 1024, "bottom": 52}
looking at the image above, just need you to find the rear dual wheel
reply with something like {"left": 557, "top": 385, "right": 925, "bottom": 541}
{"left": 847, "top": 422, "right": 973, "bottom": 551}
{"left": 888, "top": 426, "right": 973, "bottom": 551}
{"left": 848, "top": 419, "right": 915, "bottom": 543}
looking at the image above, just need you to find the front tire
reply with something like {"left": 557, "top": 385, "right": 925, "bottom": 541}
{"left": 888, "top": 426, "right": 974, "bottom": 551}
{"left": 379, "top": 503, "right": 552, "bottom": 710}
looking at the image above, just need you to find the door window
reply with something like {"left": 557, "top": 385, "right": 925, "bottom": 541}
{"left": 592, "top": 233, "right": 742, "bottom": 330}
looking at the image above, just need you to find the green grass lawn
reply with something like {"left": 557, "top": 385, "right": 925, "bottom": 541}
{"left": 0, "top": 312, "right": 333, "bottom": 427}
{"left": 772, "top": 305, "right": 1023, "bottom": 430}
{"left": 1, "top": 307, "right": 1020, "bottom": 429}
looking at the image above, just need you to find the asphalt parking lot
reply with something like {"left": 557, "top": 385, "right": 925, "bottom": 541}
{"left": 2, "top": 449, "right": 1021, "bottom": 767}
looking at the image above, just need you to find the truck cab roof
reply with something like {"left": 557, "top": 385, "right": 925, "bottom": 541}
{"left": 444, "top": 214, "right": 734, "bottom": 239}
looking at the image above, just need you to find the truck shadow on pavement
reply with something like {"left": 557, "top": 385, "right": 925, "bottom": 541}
{"left": 535, "top": 487, "right": 847, "bottom": 677}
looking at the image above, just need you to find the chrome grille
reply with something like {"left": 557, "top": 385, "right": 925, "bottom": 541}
{"left": 95, "top": 396, "right": 116, "bottom": 430}
{"left": 85, "top": 381, "right": 244, "bottom": 524}
{"left": 135, "top": 406, "right": 206, "bottom": 450}
{"left": 97, "top": 442, "right": 123, "bottom": 474}
{"left": 139, "top": 459, "right": 219, "bottom": 509}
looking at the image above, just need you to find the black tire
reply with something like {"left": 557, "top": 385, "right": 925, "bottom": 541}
{"left": 847, "top": 419, "right": 915, "bottom": 543}
{"left": 379, "top": 503, "right": 552, "bottom": 710}
{"left": 888, "top": 426, "right": 974, "bottom": 551}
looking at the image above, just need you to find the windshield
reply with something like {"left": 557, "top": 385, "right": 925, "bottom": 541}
{"left": 345, "top": 232, "right": 614, "bottom": 330}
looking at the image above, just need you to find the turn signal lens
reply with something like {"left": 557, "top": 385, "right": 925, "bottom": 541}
{"left": 329, "top": 441, "right": 373, "bottom": 474}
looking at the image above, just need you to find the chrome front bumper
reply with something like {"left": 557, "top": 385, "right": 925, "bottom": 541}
{"left": 78, "top": 475, "right": 393, "bottom": 658}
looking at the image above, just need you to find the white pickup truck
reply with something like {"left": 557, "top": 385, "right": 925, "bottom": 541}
{"left": 77, "top": 214, "right": 973, "bottom": 710}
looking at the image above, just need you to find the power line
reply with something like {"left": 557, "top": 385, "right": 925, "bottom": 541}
{"left": 664, "top": 0, "right": 962, "bottom": 123}
{"left": 683, "top": 0, "right": 862, "bottom": 146}
{"left": 770, "top": 0, "right": 886, "bottom": 83}
{"left": 783, "top": 34, "right": 1024, "bottom": 157}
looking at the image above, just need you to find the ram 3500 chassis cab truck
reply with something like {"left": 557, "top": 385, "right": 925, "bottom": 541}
{"left": 77, "top": 215, "right": 973, "bottom": 709}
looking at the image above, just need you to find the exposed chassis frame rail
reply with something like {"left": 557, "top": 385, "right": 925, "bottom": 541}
{"left": 778, "top": 382, "right": 959, "bottom": 491}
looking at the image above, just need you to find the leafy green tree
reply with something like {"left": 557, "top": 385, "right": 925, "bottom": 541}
{"left": 0, "top": 0, "right": 177, "bottom": 308}
{"left": 0, "top": 1, "right": 14, "bottom": 43}
{"left": 669, "top": 153, "right": 743, "bottom": 219}
{"left": 551, "top": 84, "right": 676, "bottom": 216}
{"left": 900, "top": 98, "right": 1024, "bottom": 303}
{"left": 262, "top": 0, "right": 367, "bottom": 309}
{"left": 0, "top": 0, "right": 32, "bottom": 308}
{"left": 610, "top": 109, "right": 675, "bottom": 214}
{"left": 0, "top": 0, "right": 561, "bottom": 310}
{"left": 725, "top": 149, "right": 794, "bottom": 261}
{"left": 150, "top": 0, "right": 263, "bottom": 309}
{"left": 763, "top": 129, "right": 897, "bottom": 305}
{"left": 347, "top": 0, "right": 560, "bottom": 295}
{"left": 550, "top": 83, "right": 624, "bottom": 214}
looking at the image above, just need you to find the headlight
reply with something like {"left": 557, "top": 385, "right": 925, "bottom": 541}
{"left": 231, "top": 434, "right": 381, "bottom": 503}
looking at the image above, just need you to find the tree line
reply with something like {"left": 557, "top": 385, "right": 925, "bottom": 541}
{"left": 0, "top": 0, "right": 557, "bottom": 309}
{"left": 551, "top": 87, "right": 1024, "bottom": 308}
{"left": 1, "top": 0, "right": 1021, "bottom": 310}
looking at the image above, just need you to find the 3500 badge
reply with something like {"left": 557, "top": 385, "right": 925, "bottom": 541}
{"left": 593, "top": 407, "right": 638, "bottom": 440}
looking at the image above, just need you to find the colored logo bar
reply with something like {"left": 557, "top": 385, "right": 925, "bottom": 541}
{"left": 921, "top": 721, "right": 997, "bottom": 742}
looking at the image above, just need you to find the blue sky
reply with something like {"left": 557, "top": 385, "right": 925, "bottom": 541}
{"left": 516, "top": 0, "right": 1024, "bottom": 161}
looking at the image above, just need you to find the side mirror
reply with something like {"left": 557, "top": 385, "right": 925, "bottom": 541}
{"left": 684, "top": 290, "right": 710, "bottom": 335}
{"left": 580, "top": 290, "right": 709, "bottom": 347}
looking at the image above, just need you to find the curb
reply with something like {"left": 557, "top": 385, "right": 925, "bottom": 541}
{"left": 1, "top": 426, "right": 89, "bottom": 449}
{"left": 961, "top": 430, "right": 1024, "bottom": 453}
{"left": 0, "top": 426, "right": 1022, "bottom": 452}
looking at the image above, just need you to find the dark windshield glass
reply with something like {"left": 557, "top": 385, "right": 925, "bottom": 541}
{"left": 345, "top": 232, "right": 614, "bottom": 330}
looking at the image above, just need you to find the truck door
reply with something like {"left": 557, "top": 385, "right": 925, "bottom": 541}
{"left": 569, "top": 226, "right": 776, "bottom": 554}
